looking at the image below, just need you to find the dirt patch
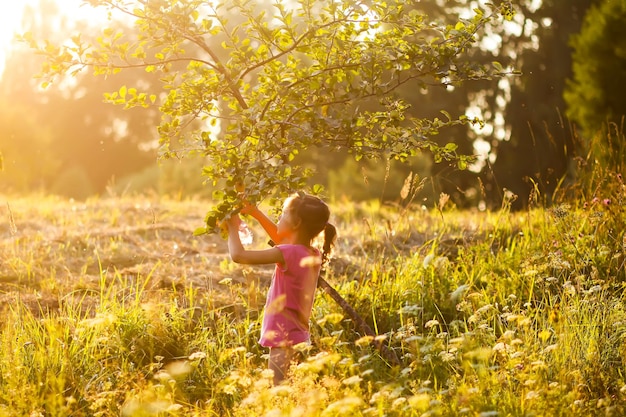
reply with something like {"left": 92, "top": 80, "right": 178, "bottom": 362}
{"left": 0, "top": 196, "right": 508, "bottom": 317}
{"left": 0, "top": 197, "right": 271, "bottom": 317}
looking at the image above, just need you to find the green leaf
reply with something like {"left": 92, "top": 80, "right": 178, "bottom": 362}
{"left": 193, "top": 227, "right": 207, "bottom": 236}
{"left": 202, "top": 19, "right": 213, "bottom": 31}
{"left": 257, "top": 44, "right": 269, "bottom": 56}
{"left": 312, "top": 183, "right": 324, "bottom": 194}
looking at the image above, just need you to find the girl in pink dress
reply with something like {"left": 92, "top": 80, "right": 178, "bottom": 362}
{"left": 226, "top": 192, "right": 336, "bottom": 385}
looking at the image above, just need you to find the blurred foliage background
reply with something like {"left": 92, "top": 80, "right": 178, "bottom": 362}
{"left": 1, "top": 0, "right": 623, "bottom": 209}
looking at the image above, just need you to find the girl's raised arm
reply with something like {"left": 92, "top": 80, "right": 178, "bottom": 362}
{"left": 226, "top": 214, "right": 283, "bottom": 265}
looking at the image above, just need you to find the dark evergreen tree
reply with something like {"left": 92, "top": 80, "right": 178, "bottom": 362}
{"left": 564, "top": 0, "right": 626, "bottom": 170}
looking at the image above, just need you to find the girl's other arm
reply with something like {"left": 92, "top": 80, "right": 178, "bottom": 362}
{"left": 227, "top": 214, "right": 284, "bottom": 264}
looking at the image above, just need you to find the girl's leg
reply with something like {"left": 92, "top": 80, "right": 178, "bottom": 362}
{"left": 268, "top": 346, "right": 293, "bottom": 385}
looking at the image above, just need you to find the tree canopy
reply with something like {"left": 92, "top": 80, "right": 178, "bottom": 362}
{"left": 27, "top": 0, "right": 515, "bottom": 232}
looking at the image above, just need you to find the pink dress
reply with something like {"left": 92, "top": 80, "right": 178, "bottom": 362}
{"left": 259, "top": 244, "right": 321, "bottom": 348}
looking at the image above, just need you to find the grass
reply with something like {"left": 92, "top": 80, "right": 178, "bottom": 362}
{"left": 1, "top": 165, "right": 626, "bottom": 416}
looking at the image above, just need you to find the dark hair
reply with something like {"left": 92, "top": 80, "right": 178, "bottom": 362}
{"left": 286, "top": 192, "right": 336, "bottom": 265}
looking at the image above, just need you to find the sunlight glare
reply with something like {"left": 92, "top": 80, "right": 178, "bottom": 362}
{"left": 0, "top": 0, "right": 109, "bottom": 77}
{"left": 0, "top": 2, "right": 31, "bottom": 75}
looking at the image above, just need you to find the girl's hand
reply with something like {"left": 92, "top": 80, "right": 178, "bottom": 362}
{"left": 240, "top": 201, "right": 257, "bottom": 216}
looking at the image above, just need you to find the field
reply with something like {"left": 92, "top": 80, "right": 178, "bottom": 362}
{"left": 1, "top": 186, "right": 626, "bottom": 416}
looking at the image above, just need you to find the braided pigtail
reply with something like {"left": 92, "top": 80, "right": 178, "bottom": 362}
{"left": 321, "top": 223, "right": 337, "bottom": 268}
{"left": 286, "top": 191, "right": 335, "bottom": 267}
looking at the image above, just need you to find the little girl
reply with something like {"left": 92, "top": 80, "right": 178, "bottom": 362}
{"left": 226, "top": 192, "right": 336, "bottom": 385}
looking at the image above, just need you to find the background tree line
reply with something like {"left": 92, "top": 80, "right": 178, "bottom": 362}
{"left": 0, "top": 0, "right": 623, "bottom": 208}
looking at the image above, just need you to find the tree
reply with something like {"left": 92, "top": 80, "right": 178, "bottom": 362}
{"left": 0, "top": 100, "right": 59, "bottom": 192}
{"left": 483, "top": 0, "right": 595, "bottom": 209}
{"left": 564, "top": 0, "right": 626, "bottom": 168}
{"left": 1, "top": 0, "right": 166, "bottom": 197}
{"left": 27, "top": 0, "right": 514, "bottom": 231}
{"left": 299, "top": 0, "right": 516, "bottom": 208}
{"left": 0, "top": 0, "right": 62, "bottom": 193}
{"left": 395, "top": 1, "right": 509, "bottom": 207}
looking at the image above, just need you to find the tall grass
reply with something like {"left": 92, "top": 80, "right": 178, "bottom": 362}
{"left": 1, "top": 130, "right": 626, "bottom": 415}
